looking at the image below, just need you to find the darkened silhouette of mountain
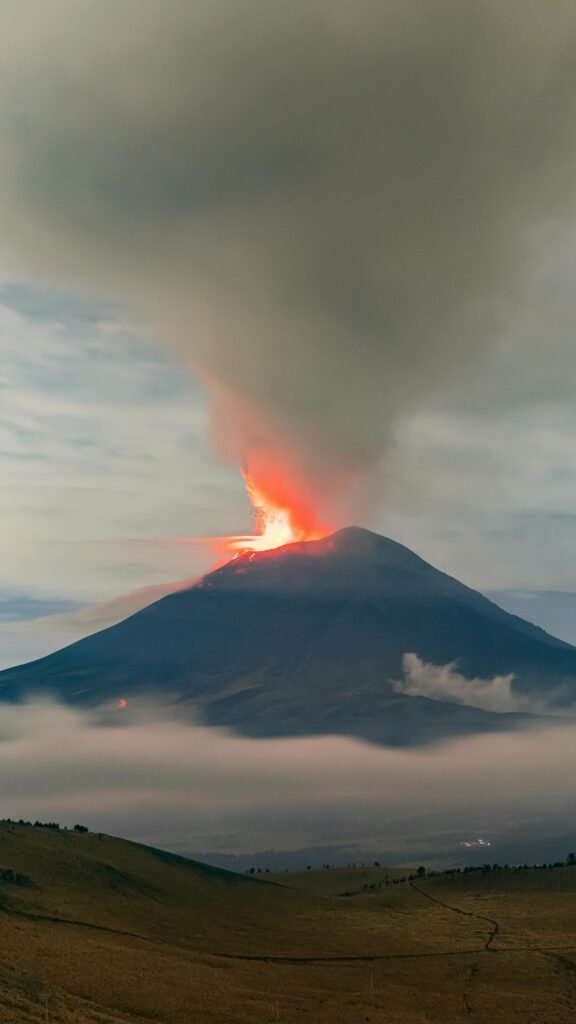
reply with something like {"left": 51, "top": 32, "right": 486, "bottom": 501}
{"left": 1, "top": 526, "right": 574, "bottom": 745}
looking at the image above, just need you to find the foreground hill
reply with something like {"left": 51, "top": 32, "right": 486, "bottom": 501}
{"left": 2, "top": 527, "right": 576, "bottom": 745}
{"left": 1, "top": 821, "right": 576, "bottom": 1022}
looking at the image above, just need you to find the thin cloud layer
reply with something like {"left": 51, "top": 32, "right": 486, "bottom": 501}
{"left": 1, "top": 2, "right": 576, "bottom": 522}
{"left": 0, "top": 697, "right": 575, "bottom": 856}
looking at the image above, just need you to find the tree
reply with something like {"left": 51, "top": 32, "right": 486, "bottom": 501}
{"left": 567, "top": 852, "right": 576, "bottom": 866}
{"left": 73, "top": 824, "right": 88, "bottom": 833}
{"left": 416, "top": 866, "right": 426, "bottom": 877}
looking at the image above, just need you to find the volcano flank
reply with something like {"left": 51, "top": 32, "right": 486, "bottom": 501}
{"left": 2, "top": 526, "right": 576, "bottom": 746}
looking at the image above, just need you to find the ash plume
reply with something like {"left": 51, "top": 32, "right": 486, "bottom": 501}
{"left": 1, "top": 1, "right": 576, "bottom": 521}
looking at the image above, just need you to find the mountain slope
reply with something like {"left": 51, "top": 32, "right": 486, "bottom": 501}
{"left": 1, "top": 526, "right": 575, "bottom": 745}
{"left": 1, "top": 821, "right": 576, "bottom": 1023}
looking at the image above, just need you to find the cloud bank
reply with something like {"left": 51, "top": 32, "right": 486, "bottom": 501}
{"left": 0, "top": 697, "right": 575, "bottom": 858}
{"left": 1, "top": 2, "right": 576, "bottom": 523}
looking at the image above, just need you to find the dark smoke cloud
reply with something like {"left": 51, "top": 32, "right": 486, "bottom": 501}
{"left": 1, "top": 1, "right": 576, "bottom": 520}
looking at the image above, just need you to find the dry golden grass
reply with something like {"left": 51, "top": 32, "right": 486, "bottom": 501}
{"left": 1, "top": 822, "right": 576, "bottom": 1023}
{"left": 266, "top": 864, "right": 411, "bottom": 896}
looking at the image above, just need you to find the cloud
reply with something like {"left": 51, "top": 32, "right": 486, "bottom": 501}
{"left": 395, "top": 653, "right": 530, "bottom": 713}
{"left": 0, "top": 579, "right": 190, "bottom": 636}
{"left": 0, "top": 298, "right": 243, "bottom": 600}
{"left": 0, "top": 593, "right": 82, "bottom": 623}
{"left": 0, "top": 696, "right": 575, "bottom": 857}
{"left": 0, "top": 2, "right": 576, "bottom": 524}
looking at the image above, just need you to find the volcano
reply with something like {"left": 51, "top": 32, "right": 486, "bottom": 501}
{"left": 1, "top": 526, "right": 576, "bottom": 746}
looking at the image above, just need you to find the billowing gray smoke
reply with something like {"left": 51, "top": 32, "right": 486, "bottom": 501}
{"left": 1, "top": 1, "right": 575, "bottom": 522}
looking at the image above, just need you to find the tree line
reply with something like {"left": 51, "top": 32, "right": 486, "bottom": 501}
{"left": 246, "top": 855, "right": 576, "bottom": 882}
{"left": 0, "top": 818, "right": 89, "bottom": 832}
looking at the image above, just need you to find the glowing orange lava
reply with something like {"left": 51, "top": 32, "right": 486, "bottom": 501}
{"left": 173, "top": 471, "right": 331, "bottom": 558}
{"left": 227, "top": 471, "right": 330, "bottom": 553}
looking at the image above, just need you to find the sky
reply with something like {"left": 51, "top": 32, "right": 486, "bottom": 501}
{"left": 1, "top": 2, "right": 576, "bottom": 642}
{"left": 0, "top": 282, "right": 246, "bottom": 605}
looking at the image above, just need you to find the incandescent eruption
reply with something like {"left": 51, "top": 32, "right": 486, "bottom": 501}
{"left": 180, "top": 468, "right": 331, "bottom": 557}
{"left": 226, "top": 470, "right": 331, "bottom": 553}
{"left": 180, "top": 468, "right": 330, "bottom": 558}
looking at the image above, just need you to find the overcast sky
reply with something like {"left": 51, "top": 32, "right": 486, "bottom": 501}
{"left": 2, "top": 278, "right": 576, "bottom": 611}
{"left": 0, "top": 281, "right": 248, "bottom": 604}
{"left": 1, "top": 2, "right": 576, "bottom": 625}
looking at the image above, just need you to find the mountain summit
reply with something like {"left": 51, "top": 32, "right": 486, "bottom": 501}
{"left": 1, "top": 526, "right": 575, "bottom": 746}
{"left": 204, "top": 526, "right": 443, "bottom": 599}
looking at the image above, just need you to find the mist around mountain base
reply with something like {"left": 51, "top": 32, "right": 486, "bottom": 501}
{"left": 0, "top": 695, "right": 574, "bottom": 874}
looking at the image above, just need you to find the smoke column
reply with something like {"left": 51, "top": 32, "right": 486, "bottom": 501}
{"left": 1, "top": 1, "right": 576, "bottom": 526}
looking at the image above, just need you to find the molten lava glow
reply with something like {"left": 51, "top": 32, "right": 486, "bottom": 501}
{"left": 175, "top": 471, "right": 331, "bottom": 558}
{"left": 227, "top": 472, "right": 330, "bottom": 553}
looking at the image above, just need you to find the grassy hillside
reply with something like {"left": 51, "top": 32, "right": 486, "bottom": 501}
{"left": 266, "top": 864, "right": 411, "bottom": 896}
{"left": 1, "top": 822, "right": 576, "bottom": 1022}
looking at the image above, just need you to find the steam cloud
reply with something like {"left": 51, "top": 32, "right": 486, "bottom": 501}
{"left": 1, "top": 2, "right": 576, "bottom": 520}
{"left": 397, "top": 653, "right": 533, "bottom": 714}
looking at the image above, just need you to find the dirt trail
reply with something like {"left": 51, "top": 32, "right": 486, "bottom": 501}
{"left": 1, "top": 889, "right": 575, "bottom": 969}
{"left": 408, "top": 880, "right": 500, "bottom": 950}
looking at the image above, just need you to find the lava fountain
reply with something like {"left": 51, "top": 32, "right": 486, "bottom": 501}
{"left": 226, "top": 471, "right": 330, "bottom": 553}
{"left": 174, "top": 470, "right": 331, "bottom": 560}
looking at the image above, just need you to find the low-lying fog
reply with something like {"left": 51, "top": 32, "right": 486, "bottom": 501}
{"left": 2, "top": 696, "right": 575, "bottom": 868}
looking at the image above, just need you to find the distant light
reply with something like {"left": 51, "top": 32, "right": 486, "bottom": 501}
{"left": 117, "top": 697, "right": 127, "bottom": 710}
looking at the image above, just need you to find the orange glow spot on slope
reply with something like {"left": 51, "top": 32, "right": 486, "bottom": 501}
{"left": 226, "top": 471, "right": 330, "bottom": 553}
{"left": 117, "top": 697, "right": 127, "bottom": 710}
